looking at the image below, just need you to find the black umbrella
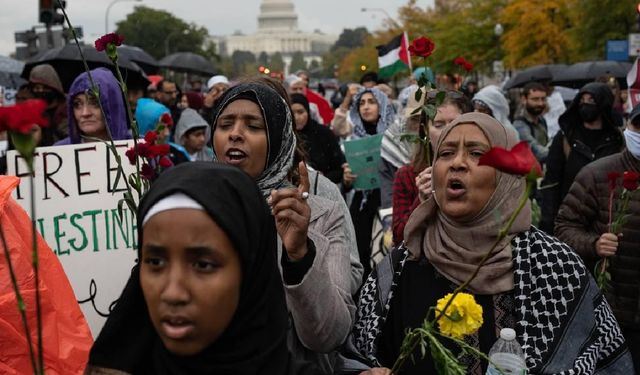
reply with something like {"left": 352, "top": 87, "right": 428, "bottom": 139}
{"left": 21, "top": 43, "right": 150, "bottom": 92}
{"left": 117, "top": 44, "right": 159, "bottom": 75}
{"left": 552, "top": 60, "right": 632, "bottom": 89}
{"left": 504, "top": 64, "right": 568, "bottom": 90}
{"left": 159, "top": 52, "right": 216, "bottom": 76}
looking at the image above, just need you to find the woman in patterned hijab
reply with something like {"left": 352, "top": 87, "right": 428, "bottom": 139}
{"left": 336, "top": 112, "right": 634, "bottom": 375}
{"left": 211, "top": 82, "right": 355, "bottom": 374}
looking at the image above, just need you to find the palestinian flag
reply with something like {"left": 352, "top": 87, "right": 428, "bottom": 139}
{"left": 376, "top": 32, "right": 411, "bottom": 79}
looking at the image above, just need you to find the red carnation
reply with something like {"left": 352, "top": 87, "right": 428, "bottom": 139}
{"left": 148, "top": 143, "right": 170, "bottom": 158}
{"left": 125, "top": 147, "right": 137, "bottom": 165}
{"left": 622, "top": 171, "right": 640, "bottom": 191}
{"left": 160, "top": 113, "right": 173, "bottom": 127}
{"left": 95, "top": 33, "right": 124, "bottom": 52}
{"left": 159, "top": 156, "right": 173, "bottom": 168}
{"left": 140, "top": 163, "right": 156, "bottom": 180}
{"left": 463, "top": 62, "right": 474, "bottom": 72}
{"left": 453, "top": 56, "right": 466, "bottom": 66}
{"left": 408, "top": 36, "right": 435, "bottom": 58}
{"left": 144, "top": 131, "right": 158, "bottom": 144}
{"left": 0, "top": 99, "right": 49, "bottom": 134}
{"left": 478, "top": 141, "right": 543, "bottom": 179}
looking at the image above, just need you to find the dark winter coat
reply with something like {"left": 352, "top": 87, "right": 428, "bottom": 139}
{"left": 539, "top": 82, "right": 624, "bottom": 234}
{"left": 555, "top": 150, "right": 640, "bottom": 329}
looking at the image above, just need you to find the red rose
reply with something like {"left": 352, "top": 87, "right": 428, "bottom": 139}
{"left": 463, "top": 62, "right": 474, "bottom": 72}
{"left": 135, "top": 142, "right": 151, "bottom": 158}
{"left": 140, "top": 163, "right": 156, "bottom": 180}
{"left": 453, "top": 56, "right": 466, "bottom": 66}
{"left": 148, "top": 143, "right": 170, "bottom": 158}
{"left": 622, "top": 171, "right": 640, "bottom": 191}
{"left": 159, "top": 156, "right": 173, "bottom": 168}
{"left": 95, "top": 33, "right": 124, "bottom": 52}
{"left": 144, "top": 131, "right": 158, "bottom": 144}
{"left": 478, "top": 141, "right": 543, "bottom": 178}
{"left": 408, "top": 36, "right": 435, "bottom": 58}
{"left": 125, "top": 147, "right": 137, "bottom": 165}
{"left": 160, "top": 113, "right": 173, "bottom": 127}
{"left": 607, "top": 172, "right": 621, "bottom": 191}
{"left": 0, "top": 99, "right": 49, "bottom": 134}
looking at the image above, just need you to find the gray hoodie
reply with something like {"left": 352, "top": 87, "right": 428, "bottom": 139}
{"left": 174, "top": 108, "right": 213, "bottom": 161}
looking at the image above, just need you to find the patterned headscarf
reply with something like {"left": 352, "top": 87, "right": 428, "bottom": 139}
{"left": 349, "top": 87, "right": 395, "bottom": 139}
{"left": 211, "top": 83, "right": 296, "bottom": 197}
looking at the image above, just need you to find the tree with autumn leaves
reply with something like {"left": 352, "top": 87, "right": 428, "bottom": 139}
{"left": 333, "top": 0, "right": 638, "bottom": 81}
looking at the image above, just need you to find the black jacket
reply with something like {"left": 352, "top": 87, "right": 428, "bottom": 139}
{"left": 539, "top": 82, "right": 624, "bottom": 234}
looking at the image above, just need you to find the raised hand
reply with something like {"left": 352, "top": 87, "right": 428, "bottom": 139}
{"left": 415, "top": 166, "right": 433, "bottom": 202}
{"left": 269, "top": 162, "right": 311, "bottom": 261}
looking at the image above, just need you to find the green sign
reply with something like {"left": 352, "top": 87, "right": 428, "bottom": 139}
{"left": 343, "top": 134, "right": 383, "bottom": 190}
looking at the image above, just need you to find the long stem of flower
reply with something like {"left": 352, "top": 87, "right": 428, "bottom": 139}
{"left": 58, "top": 0, "right": 137, "bottom": 213}
{"left": 0, "top": 218, "right": 37, "bottom": 374}
{"left": 112, "top": 60, "right": 142, "bottom": 202}
{"left": 391, "top": 179, "right": 534, "bottom": 374}
{"left": 28, "top": 167, "right": 44, "bottom": 375}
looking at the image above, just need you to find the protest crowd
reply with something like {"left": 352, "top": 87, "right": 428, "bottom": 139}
{"left": 1, "top": 5, "right": 640, "bottom": 375}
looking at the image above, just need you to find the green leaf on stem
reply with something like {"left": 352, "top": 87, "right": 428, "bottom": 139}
{"left": 399, "top": 133, "right": 423, "bottom": 144}
{"left": 415, "top": 88, "right": 423, "bottom": 102}
{"left": 435, "top": 91, "right": 447, "bottom": 107}
{"left": 117, "top": 198, "right": 125, "bottom": 222}
{"left": 10, "top": 132, "right": 36, "bottom": 169}
{"left": 423, "top": 104, "right": 437, "bottom": 120}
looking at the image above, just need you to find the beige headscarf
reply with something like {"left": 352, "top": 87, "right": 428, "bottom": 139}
{"left": 403, "top": 112, "right": 531, "bottom": 295}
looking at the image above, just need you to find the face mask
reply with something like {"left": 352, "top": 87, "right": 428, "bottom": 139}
{"left": 33, "top": 91, "right": 58, "bottom": 103}
{"left": 624, "top": 128, "right": 640, "bottom": 159}
{"left": 579, "top": 103, "right": 601, "bottom": 123}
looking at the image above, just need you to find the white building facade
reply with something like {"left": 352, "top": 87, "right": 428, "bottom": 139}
{"left": 210, "top": 0, "right": 337, "bottom": 73}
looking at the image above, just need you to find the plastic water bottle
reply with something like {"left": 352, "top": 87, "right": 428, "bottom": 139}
{"left": 486, "top": 328, "right": 527, "bottom": 375}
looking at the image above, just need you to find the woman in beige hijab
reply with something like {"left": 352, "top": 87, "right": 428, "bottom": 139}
{"left": 336, "top": 112, "right": 634, "bottom": 375}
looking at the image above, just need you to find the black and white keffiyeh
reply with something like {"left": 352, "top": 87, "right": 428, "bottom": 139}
{"left": 211, "top": 83, "right": 296, "bottom": 197}
{"left": 340, "top": 227, "right": 633, "bottom": 374}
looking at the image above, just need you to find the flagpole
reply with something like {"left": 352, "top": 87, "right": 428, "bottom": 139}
{"left": 404, "top": 31, "right": 412, "bottom": 72}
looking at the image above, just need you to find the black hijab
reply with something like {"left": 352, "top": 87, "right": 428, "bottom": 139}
{"left": 88, "top": 162, "right": 289, "bottom": 375}
{"left": 211, "top": 83, "right": 296, "bottom": 197}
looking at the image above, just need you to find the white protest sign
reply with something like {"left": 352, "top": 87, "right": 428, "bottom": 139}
{"left": 8, "top": 140, "right": 138, "bottom": 337}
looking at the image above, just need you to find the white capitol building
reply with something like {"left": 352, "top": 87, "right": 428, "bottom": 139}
{"left": 210, "top": 0, "right": 337, "bottom": 73}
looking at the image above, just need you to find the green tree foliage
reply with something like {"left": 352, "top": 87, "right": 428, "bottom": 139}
{"left": 331, "top": 27, "right": 370, "bottom": 51}
{"left": 258, "top": 51, "right": 269, "bottom": 66}
{"left": 289, "top": 51, "right": 307, "bottom": 73}
{"left": 570, "top": 0, "right": 638, "bottom": 60}
{"left": 500, "top": 0, "right": 575, "bottom": 68}
{"left": 115, "top": 6, "right": 209, "bottom": 59}
{"left": 230, "top": 50, "right": 256, "bottom": 77}
{"left": 270, "top": 52, "right": 285, "bottom": 72}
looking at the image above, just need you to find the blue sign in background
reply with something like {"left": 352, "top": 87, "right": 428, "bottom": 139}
{"left": 606, "top": 40, "right": 629, "bottom": 61}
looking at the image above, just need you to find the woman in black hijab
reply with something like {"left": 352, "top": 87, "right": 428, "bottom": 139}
{"left": 290, "top": 93, "right": 345, "bottom": 184}
{"left": 86, "top": 162, "right": 289, "bottom": 375}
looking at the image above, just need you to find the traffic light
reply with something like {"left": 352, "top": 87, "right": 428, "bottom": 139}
{"left": 39, "top": 0, "right": 65, "bottom": 25}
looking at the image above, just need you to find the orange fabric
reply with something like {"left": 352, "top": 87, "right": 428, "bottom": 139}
{"left": 0, "top": 176, "right": 93, "bottom": 374}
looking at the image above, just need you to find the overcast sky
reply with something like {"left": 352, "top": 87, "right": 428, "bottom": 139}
{"left": 1, "top": 0, "right": 434, "bottom": 57}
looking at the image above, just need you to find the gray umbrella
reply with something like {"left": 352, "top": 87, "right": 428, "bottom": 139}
{"left": 0, "top": 56, "right": 26, "bottom": 89}
{"left": 159, "top": 52, "right": 216, "bottom": 76}
{"left": 552, "top": 60, "right": 632, "bottom": 89}
{"left": 0, "top": 55, "right": 25, "bottom": 74}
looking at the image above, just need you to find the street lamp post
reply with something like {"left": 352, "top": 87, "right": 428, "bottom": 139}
{"left": 493, "top": 23, "right": 504, "bottom": 79}
{"left": 361, "top": 7, "right": 402, "bottom": 29}
{"left": 105, "top": 0, "right": 142, "bottom": 35}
